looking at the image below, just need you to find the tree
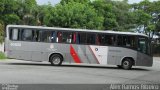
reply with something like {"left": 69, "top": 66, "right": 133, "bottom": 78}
{"left": 111, "top": 0, "right": 136, "bottom": 31}
{"left": 0, "top": 21, "right": 4, "bottom": 43}
{"left": 134, "top": 10, "right": 152, "bottom": 34}
{"left": 44, "top": 1, "right": 104, "bottom": 30}
{"left": 91, "top": 0, "right": 118, "bottom": 30}
{"left": 0, "top": 0, "right": 20, "bottom": 25}
{"left": 151, "top": 1, "right": 160, "bottom": 39}
{"left": 60, "top": 0, "right": 90, "bottom": 4}
{"left": 37, "top": 4, "right": 53, "bottom": 26}
{"left": 131, "top": 0, "right": 157, "bottom": 38}
{"left": 16, "top": 0, "right": 38, "bottom": 25}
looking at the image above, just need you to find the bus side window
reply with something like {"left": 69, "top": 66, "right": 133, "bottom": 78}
{"left": 73, "top": 33, "right": 76, "bottom": 44}
{"left": 97, "top": 34, "right": 106, "bottom": 45}
{"left": 57, "top": 32, "right": 62, "bottom": 43}
{"left": 117, "top": 35, "right": 136, "bottom": 49}
{"left": 76, "top": 33, "right": 80, "bottom": 44}
{"left": 22, "top": 29, "right": 33, "bottom": 41}
{"left": 78, "top": 33, "right": 87, "bottom": 44}
{"left": 33, "top": 30, "right": 40, "bottom": 42}
{"left": 98, "top": 34, "right": 116, "bottom": 46}
{"left": 87, "top": 33, "right": 96, "bottom": 45}
{"left": 96, "top": 35, "right": 100, "bottom": 45}
{"left": 62, "top": 32, "right": 73, "bottom": 44}
{"left": 51, "top": 31, "right": 56, "bottom": 43}
{"left": 117, "top": 35, "right": 123, "bottom": 46}
{"left": 10, "top": 28, "right": 20, "bottom": 41}
{"left": 41, "top": 31, "right": 56, "bottom": 43}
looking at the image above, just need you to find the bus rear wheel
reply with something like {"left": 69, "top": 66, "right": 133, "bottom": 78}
{"left": 122, "top": 58, "right": 133, "bottom": 70}
{"left": 50, "top": 54, "right": 63, "bottom": 66}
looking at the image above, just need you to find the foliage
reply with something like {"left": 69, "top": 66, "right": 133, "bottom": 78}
{"left": 0, "top": 52, "right": 6, "bottom": 59}
{"left": 91, "top": 0, "right": 118, "bottom": 30}
{"left": 132, "top": 0, "right": 160, "bottom": 38}
{"left": 44, "top": 1, "right": 104, "bottom": 30}
{"left": 0, "top": 22, "right": 4, "bottom": 43}
{"left": 0, "top": 0, "right": 160, "bottom": 39}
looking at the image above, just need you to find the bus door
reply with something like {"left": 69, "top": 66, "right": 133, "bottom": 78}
{"left": 31, "top": 43, "right": 42, "bottom": 61}
{"left": 31, "top": 30, "right": 42, "bottom": 61}
{"left": 137, "top": 37, "right": 152, "bottom": 66}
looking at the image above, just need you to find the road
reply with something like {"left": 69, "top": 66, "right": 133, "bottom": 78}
{"left": 0, "top": 57, "right": 160, "bottom": 84}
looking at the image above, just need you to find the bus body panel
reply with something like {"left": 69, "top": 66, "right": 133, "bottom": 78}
{"left": 107, "top": 47, "right": 137, "bottom": 65}
{"left": 6, "top": 40, "right": 152, "bottom": 67}
{"left": 137, "top": 52, "right": 153, "bottom": 66}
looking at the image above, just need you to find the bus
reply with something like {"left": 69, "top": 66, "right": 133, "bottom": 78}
{"left": 5, "top": 25, "right": 153, "bottom": 70}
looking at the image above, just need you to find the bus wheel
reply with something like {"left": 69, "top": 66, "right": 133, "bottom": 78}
{"left": 122, "top": 58, "right": 133, "bottom": 70}
{"left": 50, "top": 54, "right": 63, "bottom": 66}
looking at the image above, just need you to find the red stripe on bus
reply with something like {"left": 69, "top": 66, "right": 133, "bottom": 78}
{"left": 70, "top": 45, "right": 81, "bottom": 63}
{"left": 88, "top": 46, "right": 100, "bottom": 64}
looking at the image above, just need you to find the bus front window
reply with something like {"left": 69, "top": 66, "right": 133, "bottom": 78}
{"left": 138, "top": 37, "right": 151, "bottom": 55}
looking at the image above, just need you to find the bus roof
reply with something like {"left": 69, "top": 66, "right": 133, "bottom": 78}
{"left": 7, "top": 25, "right": 148, "bottom": 37}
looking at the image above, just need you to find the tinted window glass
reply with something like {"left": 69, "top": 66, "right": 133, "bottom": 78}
{"left": 33, "top": 30, "right": 41, "bottom": 42}
{"left": 10, "top": 28, "right": 20, "bottom": 40}
{"left": 62, "top": 32, "right": 73, "bottom": 43}
{"left": 22, "top": 29, "right": 33, "bottom": 41}
{"left": 87, "top": 33, "right": 95, "bottom": 45}
{"left": 117, "top": 35, "right": 136, "bottom": 49}
{"left": 138, "top": 37, "right": 148, "bottom": 54}
{"left": 97, "top": 34, "right": 116, "bottom": 46}
{"left": 56, "top": 32, "right": 62, "bottom": 43}
{"left": 77, "top": 33, "right": 87, "bottom": 44}
{"left": 41, "top": 31, "right": 56, "bottom": 42}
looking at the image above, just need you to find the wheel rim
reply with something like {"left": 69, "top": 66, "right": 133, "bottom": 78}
{"left": 123, "top": 61, "right": 129, "bottom": 67}
{"left": 52, "top": 57, "right": 61, "bottom": 65}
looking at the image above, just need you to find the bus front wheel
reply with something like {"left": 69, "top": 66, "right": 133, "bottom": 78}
{"left": 122, "top": 58, "right": 133, "bottom": 70}
{"left": 50, "top": 54, "right": 63, "bottom": 66}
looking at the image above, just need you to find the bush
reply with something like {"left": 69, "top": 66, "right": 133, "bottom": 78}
{"left": 153, "top": 44, "right": 160, "bottom": 57}
{"left": 0, "top": 52, "right": 6, "bottom": 59}
{"left": 0, "top": 22, "right": 4, "bottom": 43}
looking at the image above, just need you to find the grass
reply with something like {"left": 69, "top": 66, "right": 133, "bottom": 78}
{"left": 0, "top": 52, "right": 6, "bottom": 60}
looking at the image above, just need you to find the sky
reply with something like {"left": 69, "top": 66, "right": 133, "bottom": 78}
{"left": 36, "top": 0, "right": 60, "bottom": 5}
{"left": 36, "top": 0, "right": 158, "bottom": 5}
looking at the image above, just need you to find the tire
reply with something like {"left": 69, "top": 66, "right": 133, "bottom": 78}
{"left": 122, "top": 58, "right": 133, "bottom": 70}
{"left": 50, "top": 54, "right": 63, "bottom": 66}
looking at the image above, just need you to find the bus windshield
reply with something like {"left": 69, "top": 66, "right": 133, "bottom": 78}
{"left": 138, "top": 37, "right": 151, "bottom": 55}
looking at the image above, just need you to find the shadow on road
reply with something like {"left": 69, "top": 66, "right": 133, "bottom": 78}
{"left": 5, "top": 62, "right": 150, "bottom": 71}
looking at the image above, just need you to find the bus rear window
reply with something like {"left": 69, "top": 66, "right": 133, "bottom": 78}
{"left": 9, "top": 28, "right": 20, "bottom": 41}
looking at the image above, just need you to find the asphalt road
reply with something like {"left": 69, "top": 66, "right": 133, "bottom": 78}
{"left": 0, "top": 57, "right": 160, "bottom": 84}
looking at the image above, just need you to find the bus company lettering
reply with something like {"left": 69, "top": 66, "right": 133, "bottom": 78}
{"left": 10, "top": 43, "right": 21, "bottom": 47}
{"left": 109, "top": 50, "right": 121, "bottom": 52}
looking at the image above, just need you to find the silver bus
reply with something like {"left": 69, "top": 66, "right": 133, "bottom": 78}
{"left": 5, "top": 25, "right": 153, "bottom": 69}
